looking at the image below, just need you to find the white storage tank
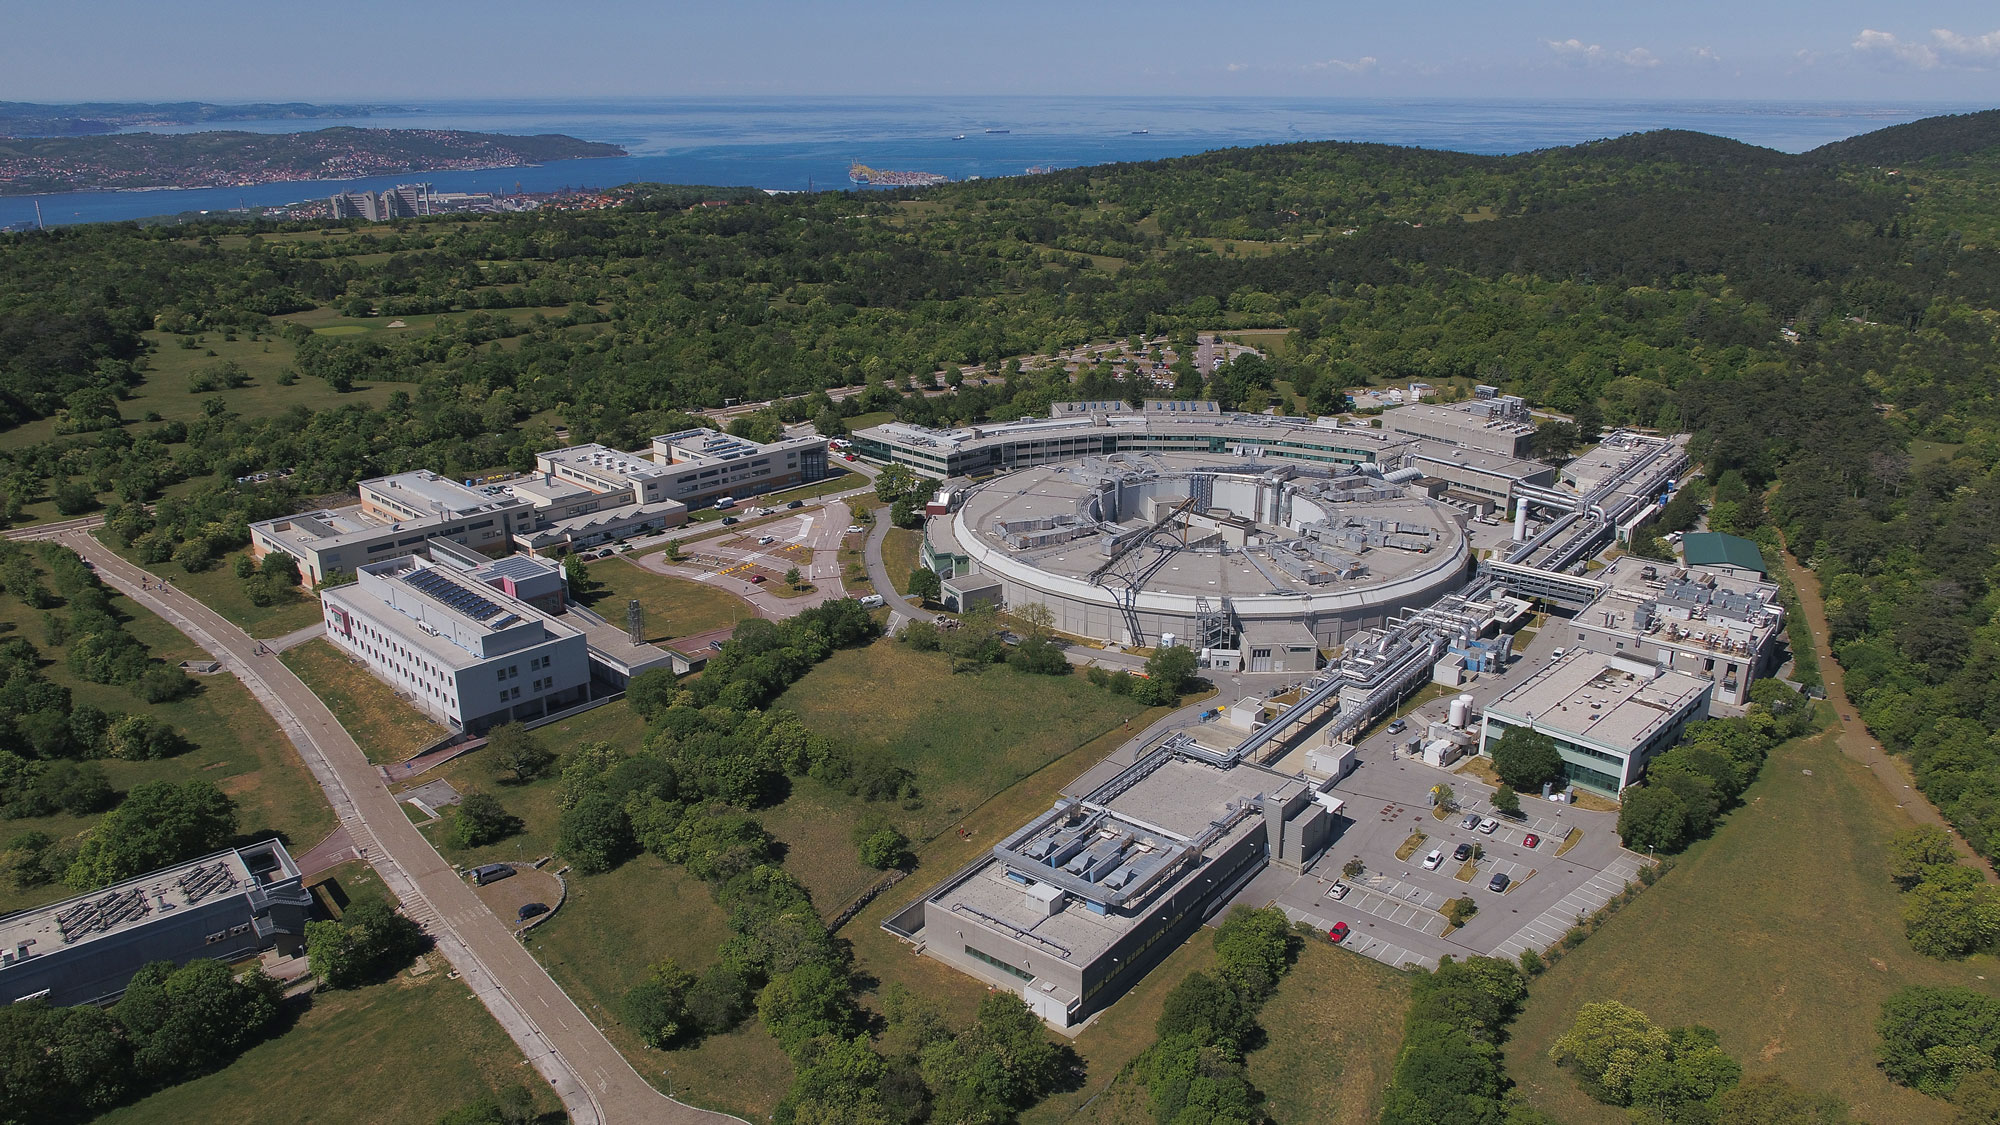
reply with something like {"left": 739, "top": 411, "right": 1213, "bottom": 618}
{"left": 1450, "top": 694, "right": 1475, "bottom": 728}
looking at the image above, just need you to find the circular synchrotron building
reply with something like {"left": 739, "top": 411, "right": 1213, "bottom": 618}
{"left": 920, "top": 453, "right": 1472, "bottom": 666}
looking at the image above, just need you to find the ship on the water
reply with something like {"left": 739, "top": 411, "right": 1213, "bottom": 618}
{"left": 984, "top": 128, "right": 1010, "bottom": 134}
{"left": 848, "top": 163, "right": 950, "bottom": 187}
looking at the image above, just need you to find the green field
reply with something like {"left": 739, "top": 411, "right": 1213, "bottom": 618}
{"left": 579, "top": 558, "right": 753, "bottom": 643}
{"left": 95, "top": 536, "right": 325, "bottom": 638}
{"left": 395, "top": 700, "right": 789, "bottom": 1120}
{"left": 881, "top": 527, "right": 921, "bottom": 595}
{"left": 0, "top": 560, "right": 334, "bottom": 916}
{"left": 526, "top": 854, "right": 793, "bottom": 1119}
{"left": 99, "top": 863, "right": 544, "bottom": 1125}
{"left": 773, "top": 640, "right": 1153, "bottom": 846}
{"left": 282, "top": 638, "right": 448, "bottom": 764}
{"left": 1245, "top": 943, "right": 1411, "bottom": 1124}
{"left": 1505, "top": 726, "right": 2000, "bottom": 1123}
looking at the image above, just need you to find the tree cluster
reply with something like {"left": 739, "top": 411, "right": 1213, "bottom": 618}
{"left": 0, "top": 958, "right": 283, "bottom": 1125}
{"left": 1134, "top": 906, "right": 1301, "bottom": 1125}
{"left": 1877, "top": 986, "right": 2000, "bottom": 1101}
{"left": 1379, "top": 957, "right": 1546, "bottom": 1125}
{"left": 1548, "top": 1001, "right": 1743, "bottom": 1123}
{"left": 1886, "top": 826, "right": 2000, "bottom": 960}
{"left": 1616, "top": 681, "right": 1813, "bottom": 854}
{"left": 304, "top": 897, "right": 431, "bottom": 989}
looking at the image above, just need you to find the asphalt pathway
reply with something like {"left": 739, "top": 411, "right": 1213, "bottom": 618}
{"left": 65, "top": 531, "right": 744, "bottom": 1125}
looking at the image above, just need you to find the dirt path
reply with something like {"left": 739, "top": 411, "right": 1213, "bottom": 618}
{"left": 1776, "top": 541, "right": 1997, "bottom": 882}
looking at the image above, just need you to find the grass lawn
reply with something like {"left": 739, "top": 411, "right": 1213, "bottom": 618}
{"left": 397, "top": 698, "right": 786, "bottom": 1120}
{"left": 882, "top": 527, "right": 921, "bottom": 594}
{"left": 94, "top": 535, "right": 324, "bottom": 638}
{"left": 1505, "top": 727, "right": 2000, "bottom": 1124}
{"left": 526, "top": 855, "right": 791, "bottom": 1120}
{"left": 1044, "top": 938, "right": 1225, "bottom": 1125}
{"left": 99, "top": 947, "right": 545, "bottom": 1125}
{"left": 1245, "top": 943, "right": 1410, "bottom": 1124}
{"left": 282, "top": 638, "right": 448, "bottom": 764}
{"left": 582, "top": 559, "right": 753, "bottom": 644}
{"left": 775, "top": 641, "right": 1153, "bottom": 845}
{"left": 0, "top": 566, "right": 335, "bottom": 917}
{"left": 0, "top": 329, "right": 396, "bottom": 456}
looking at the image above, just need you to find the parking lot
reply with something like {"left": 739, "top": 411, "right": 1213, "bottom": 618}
{"left": 1234, "top": 624, "right": 1654, "bottom": 970}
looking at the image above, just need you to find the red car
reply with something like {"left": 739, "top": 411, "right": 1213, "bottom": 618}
{"left": 1523, "top": 833, "right": 1541, "bottom": 849}
{"left": 749, "top": 574, "right": 767, "bottom": 583}
{"left": 843, "top": 452, "right": 857, "bottom": 461}
{"left": 1328, "top": 922, "right": 1350, "bottom": 943}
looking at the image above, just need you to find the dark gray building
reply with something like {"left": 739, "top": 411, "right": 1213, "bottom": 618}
{"left": 0, "top": 840, "right": 313, "bottom": 1006}
{"left": 888, "top": 739, "right": 1335, "bottom": 1028}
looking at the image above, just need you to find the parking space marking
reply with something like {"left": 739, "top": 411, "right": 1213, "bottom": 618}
{"left": 1278, "top": 904, "right": 1439, "bottom": 971}
{"left": 1490, "top": 852, "right": 1648, "bottom": 961}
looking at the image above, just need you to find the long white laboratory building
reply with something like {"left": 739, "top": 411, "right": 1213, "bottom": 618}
{"left": 319, "top": 554, "right": 591, "bottom": 734}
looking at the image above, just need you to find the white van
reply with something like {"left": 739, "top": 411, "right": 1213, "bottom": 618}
{"left": 713, "top": 497, "right": 736, "bottom": 510}
{"left": 858, "top": 594, "right": 886, "bottom": 609}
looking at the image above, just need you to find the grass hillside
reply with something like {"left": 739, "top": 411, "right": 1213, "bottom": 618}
{"left": 1505, "top": 726, "right": 2000, "bottom": 1123}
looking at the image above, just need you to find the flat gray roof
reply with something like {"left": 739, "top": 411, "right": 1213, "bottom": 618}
{"left": 1485, "top": 654, "right": 1710, "bottom": 751}
{"left": 0, "top": 842, "right": 294, "bottom": 959}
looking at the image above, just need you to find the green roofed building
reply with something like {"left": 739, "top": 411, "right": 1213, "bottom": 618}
{"left": 1680, "top": 531, "right": 1766, "bottom": 582}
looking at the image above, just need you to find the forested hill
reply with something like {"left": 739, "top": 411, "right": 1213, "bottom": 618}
{"left": 0, "top": 127, "right": 624, "bottom": 195}
{"left": 1808, "top": 107, "right": 2000, "bottom": 165}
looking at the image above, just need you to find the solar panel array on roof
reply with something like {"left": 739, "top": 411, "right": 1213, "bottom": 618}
{"left": 481, "top": 555, "right": 555, "bottom": 581}
{"left": 402, "top": 567, "right": 506, "bottom": 623}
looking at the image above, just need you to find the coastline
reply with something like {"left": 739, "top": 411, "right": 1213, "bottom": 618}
{"left": 0, "top": 156, "right": 623, "bottom": 199}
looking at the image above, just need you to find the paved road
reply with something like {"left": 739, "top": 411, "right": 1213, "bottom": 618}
{"left": 1777, "top": 538, "right": 1997, "bottom": 882}
{"left": 65, "top": 532, "right": 744, "bottom": 1125}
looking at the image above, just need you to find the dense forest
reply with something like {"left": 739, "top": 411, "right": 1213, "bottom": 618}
{"left": 3, "top": 111, "right": 2000, "bottom": 877}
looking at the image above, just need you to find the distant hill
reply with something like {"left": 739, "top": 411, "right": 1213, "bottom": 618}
{"left": 1807, "top": 108, "right": 2000, "bottom": 165}
{"left": 0, "top": 127, "right": 626, "bottom": 195}
{"left": 0, "top": 101, "right": 402, "bottom": 137}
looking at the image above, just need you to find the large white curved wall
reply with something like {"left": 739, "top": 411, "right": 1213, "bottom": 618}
{"left": 947, "top": 472, "right": 1472, "bottom": 648}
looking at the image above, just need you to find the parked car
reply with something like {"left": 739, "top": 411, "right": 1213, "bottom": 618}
{"left": 1488, "top": 873, "right": 1511, "bottom": 893}
{"left": 1328, "top": 921, "right": 1350, "bottom": 943}
{"left": 1478, "top": 818, "right": 1499, "bottom": 835}
{"left": 1523, "top": 833, "right": 1541, "bottom": 849}
{"left": 1422, "top": 849, "right": 1444, "bottom": 871}
{"left": 1461, "top": 813, "right": 1481, "bottom": 830}
{"left": 1552, "top": 647, "right": 1566, "bottom": 658}
{"left": 469, "top": 863, "right": 513, "bottom": 886}
{"left": 1453, "top": 842, "right": 1472, "bottom": 862}
{"left": 843, "top": 452, "right": 857, "bottom": 461}
{"left": 749, "top": 574, "right": 767, "bottom": 583}
{"left": 1386, "top": 719, "right": 1407, "bottom": 734}
{"left": 757, "top": 535, "right": 777, "bottom": 545}
{"left": 517, "top": 902, "right": 550, "bottom": 921}
{"left": 846, "top": 525, "right": 864, "bottom": 534}
{"left": 1328, "top": 881, "right": 1349, "bottom": 900}
{"left": 721, "top": 516, "right": 739, "bottom": 526}
{"left": 787, "top": 499, "right": 804, "bottom": 509}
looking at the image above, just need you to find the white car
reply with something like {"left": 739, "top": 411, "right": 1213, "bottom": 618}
{"left": 757, "top": 535, "right": 777, "bottom": 545}
{"left": 1422, "top": 849, "right": 1444, "bottom": 871}
{"left": 846, "top": 525, "right": 864, "bottom": 535}
{"left": 1328, "top": 881, "right": 1350, "bottom": 900}
{"left": 1478, "top": 818, "right": 1499, "bottom": 835}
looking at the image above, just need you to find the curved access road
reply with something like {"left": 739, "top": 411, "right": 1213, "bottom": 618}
{"left": 63, "top": 530, "right": 745, "bottom": 1125}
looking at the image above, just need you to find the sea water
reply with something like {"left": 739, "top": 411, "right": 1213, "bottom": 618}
{"left": 0, "top": 95, "right": 1983, "bottom": 228}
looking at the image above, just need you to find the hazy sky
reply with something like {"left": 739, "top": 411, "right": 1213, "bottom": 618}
{"left": 5, "top": 1, "right": 1999, "bottom": 103}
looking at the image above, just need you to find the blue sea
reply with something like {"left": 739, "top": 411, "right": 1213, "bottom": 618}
{"left": 1, "top": 96, "right": 1986, "bottom": 228}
